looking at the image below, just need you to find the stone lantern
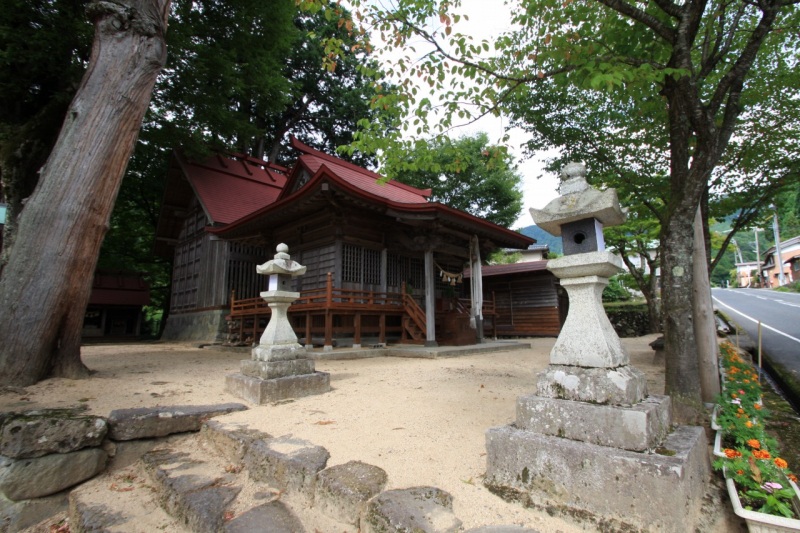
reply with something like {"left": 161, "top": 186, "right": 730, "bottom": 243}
{"left": 225, "top": 244, "right": 330, "bottom": 404}
{"left": 484, "top": 162, "right": 708, "bottom": 532}
{"left": 252, "top": 243, "right": 307, "bottom": 360}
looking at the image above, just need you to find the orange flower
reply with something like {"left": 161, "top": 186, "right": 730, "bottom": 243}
{"left": 745, "top": 421, "right": 753, "bottom": 428}
{"left": 724, "top": 449, "right": 742, "bottom": 459}
{"left": 789, "top": 474, "right": 798, "bottom": 483}
{"left": 737, "top": 408, "right": 744, "bottom": 414}
{"left": 737, "top": 469, "right": 745, "bottom": 475}
{"left": 753, "top": 450, "right": 771, "bottom": 460}
{"left": 774, "top": 458, "right": 788, "bottom": 469}
{"left": 747, "top": 439, "right": 761, "bottom": 449}
{"left": 754, "top": 403, "right": 762, "bottom": 410}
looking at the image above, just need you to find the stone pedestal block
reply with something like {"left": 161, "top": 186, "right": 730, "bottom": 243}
{"left": 546, "top": 252, "right": 627, "bottom": 369}
{"left": 225, "top": 371, "right": 330, "bottom": 405}
{"left": 515, "top": 394, "right": 671, "bottom": 451}
{"left": 240, "top": 358, "right": 315, "bottom": 380}
{"left": 484, "top": 424, "right": 709, "bottom": 532}
{"left": 536, "top": 365, "right": 648, "bottom": 405}
{"left": 251, "top": 341, "right": 307, "bottom": 362}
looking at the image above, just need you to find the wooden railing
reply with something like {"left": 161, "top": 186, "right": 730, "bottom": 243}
{"left": 228, "top": 274, "right": 498, "bottom": 344}
{"left": 229, "top": 275, "right": 404, "bottom": 317}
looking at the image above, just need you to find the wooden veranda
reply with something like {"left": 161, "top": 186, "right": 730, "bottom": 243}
{"left": 226, "top": 273, "right": 496, "bottom": 348}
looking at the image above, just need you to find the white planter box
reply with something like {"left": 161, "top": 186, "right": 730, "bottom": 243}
{"left": 726, "top": 477, "right": 800, "bottom": 532}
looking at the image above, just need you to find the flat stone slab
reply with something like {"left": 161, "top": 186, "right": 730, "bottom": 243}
{"left": 225, "top": 371, "right": 330, "bottom": 405}
{"left": 107, "top": 403, "right": 248, "bottom": 441}
{"left": 536, "top": 365, "right": 648, "bottom": 405}
{"left": 223, "top": 501, "right": 306, "bottom": 533}
{"left": 142, "top": 447, "right": 241, "bottom": 533}
{"left": 515, "top": 394, "right": 671, "bottom": 451}
{"left": 0, "top": 447, "right": 108, "bottom": 501}
{"left": 244, "top": 436, "right": 329, "bottom": 501}
{"left": 484, "top": 424, "right": 709, "bottom": 532}
{"left": 314, "top": 460, "right": 388, "bottom": 525}
{"left": 0, "top": 408, "right": 108, "bottom": 458}
{"left": 201, "top": 419, "right": 272, "bottom": 464}
{"left": 361, "top": 486, "right": 462, "bottom": 533}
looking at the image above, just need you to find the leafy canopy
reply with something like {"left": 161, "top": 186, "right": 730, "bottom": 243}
{"left": 383, "top": 132, "right": 524, "bottom": 228}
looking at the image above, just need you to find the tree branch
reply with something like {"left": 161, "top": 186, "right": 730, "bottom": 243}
{"left": 595, "top": 0, "right": 677, "bottom": 43}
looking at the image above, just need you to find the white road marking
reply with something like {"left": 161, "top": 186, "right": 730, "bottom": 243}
{"left": 712, "top": 297, "right": 800, "bottom": 345}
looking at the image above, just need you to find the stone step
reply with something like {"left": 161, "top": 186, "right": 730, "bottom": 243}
{"left": 62, "top": 418, "right": 522, "bottom": 533}
{"left": 68, "top": 457, "right": 191, "bottom": 533}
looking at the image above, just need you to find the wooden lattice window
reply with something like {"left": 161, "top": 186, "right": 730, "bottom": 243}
{"left": 227, "top": 242, "right": 270, "bottom": 300}
{"left": 342, "top": 244, "right": 381, "bottom": 286}
{"left": 387, "top": 252, "right": 424, "bottom": 291}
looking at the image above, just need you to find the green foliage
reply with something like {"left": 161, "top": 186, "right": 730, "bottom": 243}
{"left": 383, "top": 133, "right": 524, "bottom": 228}
{"left": 149, "top": 0, "right": 298, "bottom": 157}
{"left": 713, "top": 342, "right": 799, "bottom": 519}
{"left": 775, "top": 281, "right": 800, "bottom": 294}
{"left": 602, "top": 276, "right": 631, "bottom": 302}
{"left": 0, "top": 0, "right": 94, "bottom": 233}
{"left": 487, "top": 250, "right": 522, "bottom": 265}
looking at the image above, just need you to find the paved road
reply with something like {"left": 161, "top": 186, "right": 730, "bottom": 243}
{"left": 712, "top": 288, "right": 800, "bottom": 405}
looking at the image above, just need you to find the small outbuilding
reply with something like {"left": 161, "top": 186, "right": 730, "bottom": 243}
{"left": 465, "top": 261, "right": 564, "bottom": 337}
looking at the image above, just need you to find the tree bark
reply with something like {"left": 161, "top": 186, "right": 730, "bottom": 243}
{"left": 0, "top": 0, "right": 170, "bottom": 386}
{"left": 661, "top": 206, "right": 705, "bottom": 424}
{"left": 693, "top": 206, "right": 721, "bottom": 403}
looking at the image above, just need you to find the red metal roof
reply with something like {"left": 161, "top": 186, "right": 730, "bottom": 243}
{"left": 178, "top": 152, "right": 288, "bottom": 224}
{"left": 287, "top": 137, "right": 432, "bottom": 203}
{"left": 177, "top": 139, "right": 533, "bottom": 250}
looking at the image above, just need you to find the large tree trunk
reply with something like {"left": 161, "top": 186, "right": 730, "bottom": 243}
{"left": 693, "top": 206, "right": 720, "bottom": 403}
{"left": 661, "top": 208, "right": 705, "bottom": 424}
{"left": 0, "top": 0, "right": 170, "bottom": 386}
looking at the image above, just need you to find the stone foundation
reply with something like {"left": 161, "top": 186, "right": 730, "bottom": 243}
{"left": 160, "top": 309, "right": 228, "bottom": 343}
{"left": 484, "top": 424, "right": 709, "bottom": 532}
{"left": 515, "top": 394, "right": 671, "bottom": 451}
{"left": 225, "top": 371, "right": 330, "bottom": 404}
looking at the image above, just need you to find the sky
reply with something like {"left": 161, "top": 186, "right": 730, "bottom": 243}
{"left": 364, "top": 0, "right": 562, "bottom": 229}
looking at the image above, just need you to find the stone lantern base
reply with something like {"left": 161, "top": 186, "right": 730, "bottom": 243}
{"left": 484, "top": 423, "right": 709, "bottom": 532}
{"left": 225, "top": 369, "right": 330, "bottom": 405}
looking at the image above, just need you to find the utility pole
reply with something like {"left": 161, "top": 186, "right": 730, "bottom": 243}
{"left": 770, "top": 204, "right": 786, "bottom": 286}
{"left": 754, "top": 227, "right": 763, "bottom": 287}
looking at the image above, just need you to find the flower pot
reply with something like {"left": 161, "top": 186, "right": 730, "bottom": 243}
{"left": 712, "top": 404, "right": 722, "bottom": 431}
{"left": 726, "top": 477, "right": 800, "bottom": 532}
{"left": 714, "top": 430, "right": 727, "bottom": 458}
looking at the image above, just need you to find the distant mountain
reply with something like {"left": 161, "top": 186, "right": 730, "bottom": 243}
{"left": 518, "top": 225, "right": 563, "bottom": 255}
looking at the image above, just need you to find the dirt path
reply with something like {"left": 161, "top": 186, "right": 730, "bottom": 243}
{"left": 4, "top": 334, "right": 739, "bottom": 532}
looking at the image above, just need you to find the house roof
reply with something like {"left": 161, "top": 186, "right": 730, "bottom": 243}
{"left": 282, "top": 137, "right": 431, "bottom": 204}
{"left": 762, "top": 235, "right": 800, "bottom": 258}
{"left": 156, "top": 138, "right": 534, "bottom": 255}
{"left": 464, "top": 260, "right": 550, "bottom": 278}
{"left": 88, "top": 273, "right": 151, "bottom": 306}
{"left": 210, "top": 138, "right": 534, "bottom": 251}
{"left": 177, "top": 151, "right": 288, "bottom": 224}
{"left": 155, "top": 151, "right": 289, "bottom": 257}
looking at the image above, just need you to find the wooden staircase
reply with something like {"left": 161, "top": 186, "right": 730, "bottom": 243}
{"left": 401, "top": 294, "right": 426, "bottom": 344}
